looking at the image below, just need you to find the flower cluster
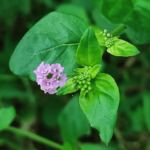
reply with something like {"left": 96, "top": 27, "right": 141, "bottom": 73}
{"left": 33, "top": 62, "right": 67, "bottom": 94}
{"left": 100, "top": 29, "right": 115, "bottom": 48}
{"left": 73, "top": 66, "right": 92, "bottom": 93}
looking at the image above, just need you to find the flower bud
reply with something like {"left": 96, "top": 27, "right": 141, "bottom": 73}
{"left": 84, "top": 85, "right": 88, "bottom": 88}
{"left": 88, "top": 86, "right": 92, "bottom": 90}
{"left": 87, "top": 81, "right": 90, "bottom": 85}
{"left": 81, "top": 88, "right": 85, "bottom": 91}
{"left": 79, "top": 81, "right": 82, "bottom": 84}
{"left": 78, "top": 85, "right": 81, "bottom": 89}
{"left": 104, "top": 29, "right": 107, "bottom": 33}
{"left": 103, "top": 33, "right": 106, "bottom": 36}
{"left": 82, "top": 80, "right": 86, "bottom": 84}
{"left": 107, "top": 33, "right": 111, "bottom": 37}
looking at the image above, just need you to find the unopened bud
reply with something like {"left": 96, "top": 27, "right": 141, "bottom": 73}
{"left": 81, "top": 88, "right": 85, "bottom": 92}
{"left": 103, "top": 33, "right": 106, "bottom": 36}
{"left": 79, "top": 81, "right": 82, "bottom": 84}
{"left": 107, "top": 33, "right": 111, "bottom": 37}
{"left": 104, "top": 29, "right": 107, "bottom": 33}
{"left": 78, "top": 85, "right": 81, "bottom": 89}
{"left": 82, "top": 80, "right": 86, "bottom": 84}
{"left": 88, "top": 86, "right": 92, "bottom": 90}
{"left": 87, "top": 82, "right": 90, "bottom": 85}
{"left": 84, "top": 85, "right": 88, "bottom": 88}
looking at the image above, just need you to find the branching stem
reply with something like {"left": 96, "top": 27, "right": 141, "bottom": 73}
{"left": 5, "top": 126, "right": 62, "bottom": 150}
{"left": 111, "top": 24, "right": 126, "bottom": 36}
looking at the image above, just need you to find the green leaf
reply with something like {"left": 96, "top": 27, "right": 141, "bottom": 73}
{"left": 76, "top": 27, "right": 103, "bottom": 67}
{"left": 87, "top": 64, "right": 101, "bottom": 79}
{"left": 56, "top": 4, "right": 89, "bottom": 24}
{"left": 79, "top": 73, "right": 120, "bottom": 144}
{"left": 9, "top": 12, "right": 88, "bottom": 80}
{"left": 95, "top": 33, "right": 106, "bottom": 46}
{"left": 107, "top": 39, "right": 140, "bottom": 57}
{"left": 57, "top": 78, "right": 78, "bottom": 95}
{"left": 0, "top": 106, "right": 16, "bottom": 131}
{"left": 101, "top": 0, "right": 150, "bottom": 44}
{"left": 101, "top": 0, "right": 132, "bottom": 24}
{"left": 143, "top": 92, "right": 150, "bottom": 132}
{"left": 74, "top": 68, "right": 86, "bottom": 73}
{"left": 58, "top": 94, "right": 90, "bottom": 144}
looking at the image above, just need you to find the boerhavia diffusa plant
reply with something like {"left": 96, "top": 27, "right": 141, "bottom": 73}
{"left": 9, "top": 12, "right": 140, "bottom": 146}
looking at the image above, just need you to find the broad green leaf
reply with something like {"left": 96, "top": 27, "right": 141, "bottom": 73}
{"left": 9, "top": 12, "right": 88, "bottom": 80}
{"left": 107, "top": 39, "right": 140, "bottom": 57}
{"left": 101, "top": 0, "right": 132, "bottom": 24}
{"left": 0, "top": 106, "right": 16, "bottom": 131}
{"left": 88, "top": 64, "right": 101, "bottom": 79}
{"left": 76, "top": 27, "right": 103, "bottom": 67}
{"left": 56, "top": 4, "right": 89, "bottom": 24}
{"left": 79, "top": 73, "right": 120, "bottom": 144}
{"left": 143, "top": 93, "right": 150, "bottom": 132}
{"left": 58, "top": 94, "right": 90, "bottom": 144}
{"left": 95, "top": 33, "right": 106, "bottom": 46}
{"left": 101, "top": 0, "right": 150, "bottom": 44}
{"left": 57, "top": 78, "right": 78, "bottom": 95}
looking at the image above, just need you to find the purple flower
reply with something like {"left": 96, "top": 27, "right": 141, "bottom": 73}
{"left": 36, "top": 75, "right": 44, "bottom": 85}
{"left": 33, "top": 62, "right": 67, "bottom": 95}
{"left": 52, "top": 74, "right": 67, "bottom": 87}
{"left": 50, "top": 63, "right": 64, "bottom": 74}
{"left": 33, "top": 61, "right": 51, "bottom": 78}
{"left": 40, "top": 78, "right": 55, "bottom": 89}
{"left": 44, "top": 85, "right": 57, "bottom": 94}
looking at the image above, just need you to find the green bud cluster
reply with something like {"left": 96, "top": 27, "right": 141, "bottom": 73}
{"left": 72, "top": 66, "right": 92, "bottom": 93}
{"left": 100, "top": 29, "right": 114, "bottom": 48}
{"left": 105, "top": 38, "right": 115, "bottom": 48}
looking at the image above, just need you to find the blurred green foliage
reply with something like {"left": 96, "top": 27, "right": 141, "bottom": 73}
{"left": 0, "top": 0, "right": 150, "bottom": 150}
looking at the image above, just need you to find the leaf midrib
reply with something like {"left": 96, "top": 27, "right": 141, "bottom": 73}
{"left": 34, "top": 43, "right": 79, "bottom": 55}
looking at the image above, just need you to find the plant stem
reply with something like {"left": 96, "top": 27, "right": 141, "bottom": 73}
{"left": 5, "top": 126, "right": 62, "bottom": 150}
{"left": 111, "top": 24, "right": 126, "bottom": 36}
